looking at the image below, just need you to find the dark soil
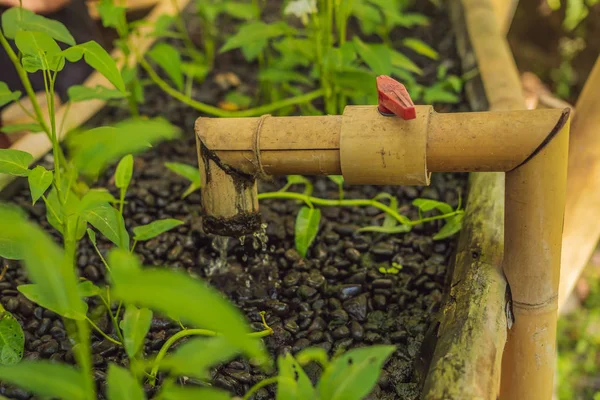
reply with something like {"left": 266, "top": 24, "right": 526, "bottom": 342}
{"left": 1, "top": 2, "right": 469, "bottom": 399}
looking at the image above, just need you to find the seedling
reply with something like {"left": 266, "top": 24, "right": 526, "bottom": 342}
{"left": 379, "top": 262, "right": 402, "bottom": 275}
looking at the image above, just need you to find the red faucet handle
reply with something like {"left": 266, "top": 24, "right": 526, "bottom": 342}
{"left": 376, "top": 75, "right": 416, "bottom": 120}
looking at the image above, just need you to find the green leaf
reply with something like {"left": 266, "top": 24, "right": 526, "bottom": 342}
{"left": 45, "top": 182, "right": 87, "bottom": 240}
{"left": 165, "top": 162, "right": 201, "bottom": 198}
{"left": 0, "top": 236, "right": 22, "bottom": 260}
{"left": 61, "top": 41, "right": 126, "bottom": 92}
{"left": 107, "top": 249, "right": 142, "bottom": 286}
{"left": 352, "top": 36, "right": 392, "bottom": 75}
{"left": 0, "top": 149, "right": 32, "bottom": 177}
{"left": 328, "top": 175, "right": 344, "bottom": 186}
{"left": 423, "top": 84, "right": 460, "bottom": 104}
{"left": 69, "top": 118, "right": 180, "bottom": 179}
{"left": 433, "top": 213, "right": 464, "bottom": 240}
{"left": 107, "top": 364, "right": 145, "bottom": 400}
{"left": 0, "top": 311, "right": 24, "bottom": 366}
{"left": 0, "top": 361, "right": 86, "bottom": 399}
{"left": 220, "top": 21, "right": 293, "bottom": 53}
{"left": 352, "top": 1, "right": 383, "bottom": 34}
{"left": 78, "top": 281, "right": 100, "bottom": 298}
{"left": 412, "top": 198, "right": 454, "bottom": 215}
{"left": 87, "top": 228, "right": 97, "bottom": 246}
{"left": 120, "top": 306, "right": 152, "bottom": 359}
{"left": 181, "top": 62, "right": 209, "bottom": 83}
{"left": 317, "top": 345, "right": 396, "bottom": 400}
{"left": 295, "top": 347, "right": 329, "bottom": 367}
{"left": 258, "top": 68, "right": 312, "bottom": 85}
{"left": 158, "top": 385, "right": 231, "bottom": 400}
{"left": 158, "top": 336, "right": 240, "bottom": 380}
{"left": 15, "top": 31, "right": 64, "bottom": 72}
{"left": 224, "top": 91, "right": 252, "bottom": 109}
{"left": 97, "top": 0, "right": 127, "bottom": 32}
{"left": 67, "top": 85, "right": 127, "bottom": 103}
{"left": 276, "top": 353, "right": 315, "bottom": 399}
{"left": 295, "top": 207, "right": 320, "bottom": 258}
{"left": 78, "top": 189, "right": 118, "bottom": 214}
{"left": 18, "top": 283, "right": 88, "bottom": 319}
{"left": 1, "top": 7, "right": 75, "bottom": 45}
{"left": 27, "top": 166, "right": 53, "bottom": 205}
{"left": 222, "top": 2, "right": 260, "bottom": 20}
{"left": 402, "top": 38, "right": 438, "bottom": 60}
{"left": 133, "top": 219, "right": 184, "bottom": 241}
{"left": 111, "top": 268, "right": 267, "bottom": 363}
{"left": 390, "top": 49, "right": 422, "bottom": 75}
{"left": 115, "top": 154, "right": 133, "bottom": 190}
{"left": 0, "top": 123, "right": 43, "bottom": 134}
{"left": 394, "top": 12, "right": 430, "bottom": 28}
{"left": 148, "top": 43, "right": 184, "bottom": 91}
{"left": 84, "top": 203, "right": 129, "bottom": 249}
{"left": 0, "top": 82, "right": 21, "bottom": 107}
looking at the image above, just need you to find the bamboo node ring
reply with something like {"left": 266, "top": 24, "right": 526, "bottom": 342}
{"left": 253, "top": 114, "right": 271, "bottom": 180}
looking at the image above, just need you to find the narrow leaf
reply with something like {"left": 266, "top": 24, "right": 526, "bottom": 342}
{"left": 295, "top": 207, "right": 321, "bottom": 258}
{"left": 390, "top": 49, "right": 422, "bottom": 75}
{"left": 0, "top": 82, "right": 21, "bottom": 107}
{"left": 68, "top": 85, "right": 126, "bottom": 103}
{"left": 78, "top": 281, "right": 101, "bottom": 298}
{"left": 115, "top": 154, "right": 133, "bottom": 190}
{"left": 317, "top": 345, "right": 396, "bottom": 400}
{"left": 357, "top": 225, "right": 411, "bottom": 234}
{"left": 352, "top": 36, "right": 392, "bottom": 75}
{"left": 1, "top": 8, "right": 75, "bottom": 45}
{"left": 158, "top": 336, "right": 240, "bottom": 380}
{"left": 27, "top": 166, "right": 53, "bottom": 205}
{"left": 0, "top": 361, "right": 86, "bottom": 399}
{"left": 133, "top": 219, "right": 184, "bottom": 241}
{"left": 277, "top": 353, "right": 315, "bottom": 399}
{"left": 120, "top": 306, "right": 152, "bottom": 359}
{"left": 111, "top": 268, "right": 267, "bottom": 363}
{"left": 159, "top": 385, "right": 231, "bottom": 400}
{"left": 61, "top": 41, "right": 126, "bottom": 92}
{"left": 107, "top": 364, "right": 146, "bottom": 400}
{"left": 84, "top": 203, "right": 130, "bottom": 249}
{"left": 165, "top": 162, "right": 201, "bottom": 198}
{"left": 0, "top": 123, "right": 43, "bottom": 134}
{"left": 0, "top": 310, "right": 24, "bottom": 366}
{"left": 402, "top": 38, "right": 438, "bottom": 60}
{"left": 412, "top": 198, "right": 453, "bottom": 215}
{"left": 220, "top": 21, "right": 293, "bottom": 53}
{"left": 0, "top": 149, "right": 32, "bottom": 177}
{"left": 148, "top": 43, "right": 184, "bottom": 91}
{"left": 433, "top": 214, "right": 464, "bottom": 240}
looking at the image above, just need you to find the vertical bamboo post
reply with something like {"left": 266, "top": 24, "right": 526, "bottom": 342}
{"left": 559, "top": 57, "right": 600, "bottom": 311}
{"left": 462, "top": 0, "right": 569, "bottom": 398}
{"left": 490, "top": 0, "right": 519, "bottom": 33}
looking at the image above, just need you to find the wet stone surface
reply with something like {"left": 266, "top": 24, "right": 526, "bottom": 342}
{"left": 0, "top": 2, "right": 470, "bottom": 399}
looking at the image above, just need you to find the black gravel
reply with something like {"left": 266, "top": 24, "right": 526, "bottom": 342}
{"left": 0, "top": 2, "right": 469, "bottom": 399}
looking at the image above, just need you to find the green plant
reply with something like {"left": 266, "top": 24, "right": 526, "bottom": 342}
{"left": 546, "top": 0, "right": 599, "bottom": 31}
{"left": 165, "top": 164, "right": 464, "bottom": 258}
{"left": 243, "top": 345, "right": 395, "bottom": 400}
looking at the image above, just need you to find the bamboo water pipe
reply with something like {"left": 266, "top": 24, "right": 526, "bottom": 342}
{"left": 195, "top": 106, "right": 567, "bottom": 237}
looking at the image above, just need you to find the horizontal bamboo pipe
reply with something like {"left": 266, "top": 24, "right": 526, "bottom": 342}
{"left": 195, "top": 106, "right": 567, "bottom": 236}
{"left": 197, "top": 107, "right": 564, "bottom": 174}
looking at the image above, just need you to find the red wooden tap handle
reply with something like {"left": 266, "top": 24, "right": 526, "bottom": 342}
{"left": 376, "top": 75, "right": 416, "bottom": 120}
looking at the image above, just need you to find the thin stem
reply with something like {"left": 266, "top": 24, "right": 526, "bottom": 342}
{"left": 15, "top": 99, "right": 36, "bottom": 121}
{"left": 149, "top": 326, "right": 273, "bottom": 386}
{"left": 139, "top": 57, "right": 324, "bottom": 118}
{"left": 99, "top": 289, "right": 125, "bottom": 344}
{"left": 258, "top": 192, "right": 412, "bottom": 226}
{"left": 58, "top": 102, "right": 71, "bottom": 138}
{"left": 119, "top": 188, "right": 125, "bottom": 215}
{"left": 42, "top": 195, "right": 62, "bottom": 225}
{"left": 0, "top": 30, "right": 51, "bottom": 139}
{"left": 243, "top": 377, "right": 280, "bottom": 400}
{"left": 86, "top": 316, "right": 122, "bottom": 346}
{"left": 74, "top": 319, "right": 96, "bottom": 400}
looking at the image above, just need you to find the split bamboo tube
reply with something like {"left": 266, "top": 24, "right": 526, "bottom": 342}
{"left": 461, "top": 0, "right": 570, "bottom": 398}
{"left": 490, "top": 0, "right": 519, "bottom": 33}
{"left": 559, "top": 57, "right": 600, "bottom": 311}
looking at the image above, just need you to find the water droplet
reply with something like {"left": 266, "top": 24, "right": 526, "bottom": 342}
{"left": 207, "top": 235, "right": 229, "bottom": 275}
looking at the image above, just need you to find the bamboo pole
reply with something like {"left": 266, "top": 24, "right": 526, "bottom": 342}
{"left": 559, "top": 57, "right": 600, "bottom": 311}
{"left": 421, "top": 0, "right": 508, "bottom": 396}
{"left": 459, "top": 0, "right": 569, "bottom": 398}
{"left": 422, "top": 172, "right": 506, "bottom": 399}
{"left": 490, "top": 0, "right": 519, "bottom": 33}
{"left": 0, "top": 0, "right": 192, "bottom": 192}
